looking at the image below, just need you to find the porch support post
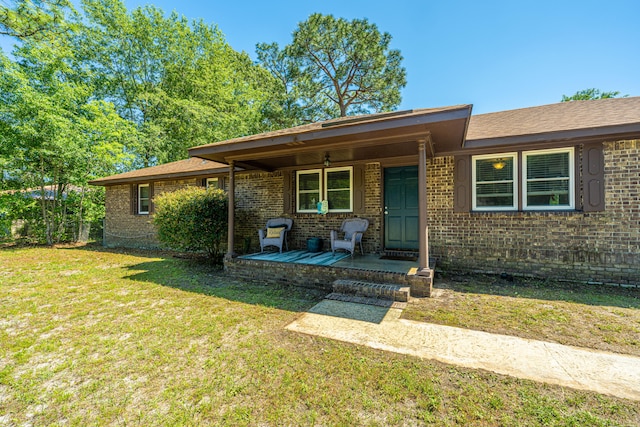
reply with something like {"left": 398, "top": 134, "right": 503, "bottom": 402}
{"left": 418, "top": 141, "right": 428, "bottom": 272}
{"left": 226, "top": 160, "right": 236, "bottom": 258}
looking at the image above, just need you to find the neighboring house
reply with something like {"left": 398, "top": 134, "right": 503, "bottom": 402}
{"left": 0, "top": 185, "right": 89, "bottom": 240}
{"left": 90, "top": 97, "right": 640, "bottom": 286}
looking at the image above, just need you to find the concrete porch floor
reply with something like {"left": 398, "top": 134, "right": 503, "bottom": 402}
{"left": 333, "top": 253, "right": 419, "bottom": 274}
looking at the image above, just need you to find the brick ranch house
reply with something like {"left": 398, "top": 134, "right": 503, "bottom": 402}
{"left": 90, "top": 97, "right": 640, "bottom": 287}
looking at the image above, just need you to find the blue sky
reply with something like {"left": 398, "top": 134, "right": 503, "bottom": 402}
{"left": 3, "top": 0, "right": 639, "bottom": 114}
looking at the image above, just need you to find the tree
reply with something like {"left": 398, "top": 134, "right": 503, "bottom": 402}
{"left": 257, "top": 13, "right": 407, "bottom": 122}
{"left": 561, "top": 88, "right": 626, "bottom": 102}
{"left": 0, "top": 36, "right": 135, "bottom": 244}
{"left": 0, "top": 0, "right": 73, "bottom": 39}
{"left": 78, "top": 0, "right": 281, "bottom": 166}
{"left": 153, "top": 187, "right": 228, "bottom": 260}
{"left": 255, "top": 42, "right": 306, "bottom": 128}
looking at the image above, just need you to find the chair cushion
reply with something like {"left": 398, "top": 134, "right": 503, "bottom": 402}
{"left": 266, "top": 226, "right": 286, "bottom": 239}
{"left": 268, "top": 223, "right": 288, "bottom": 229}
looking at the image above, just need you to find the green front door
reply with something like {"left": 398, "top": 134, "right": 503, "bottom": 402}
{"left": 384, "top": 166, "right": 419, "bottom": 250}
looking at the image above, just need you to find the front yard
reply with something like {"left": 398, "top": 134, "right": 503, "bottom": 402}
{"left": 1, "top": 245, "right": 639, "bottom": 426}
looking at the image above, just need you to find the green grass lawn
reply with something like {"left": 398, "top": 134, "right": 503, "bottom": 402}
{"left": 1, "top": 245, "right": 639, "bottom": 426}
{"left": 403, "top": 274, "right": 640, "bottom": 357}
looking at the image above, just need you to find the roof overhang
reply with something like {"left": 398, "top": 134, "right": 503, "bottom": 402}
{"left": 189, "top": 106, "right": 473, "bottom": 170}
{"left": 448, "top": 122, "right": 640, "bottom": 157}
{"left": 89, "top": 166, "right": 234, "bottom": 186}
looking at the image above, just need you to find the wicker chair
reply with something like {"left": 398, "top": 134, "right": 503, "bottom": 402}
{"left": 330, "top": 218, "right": 369, "bottom": 257}
{"left": 258, "top": 218, "right": 293, "bottom": 253}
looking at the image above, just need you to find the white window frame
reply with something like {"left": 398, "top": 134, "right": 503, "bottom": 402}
{"left": 472, "top": 152, "right": 518, "bottom": 211}
{"left": 296, "top": 169, "right": 322, "bottom": 213}
{"left": 138, "top": 183, "right": 150, "bottom": 215}
{"left": 206, "top": 177, "right": 219, "bottom": 189}
{"left": 324, "top": 166, "right": 353, "bottom": 213}
{"left": 522, "top": 147, "right": 574, "bottom": 211}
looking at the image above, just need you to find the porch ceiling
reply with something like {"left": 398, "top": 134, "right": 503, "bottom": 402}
{"left": 189, "top": 105, "right": 473, "bottom": 170}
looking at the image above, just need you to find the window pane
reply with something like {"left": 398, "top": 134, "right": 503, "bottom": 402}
{"left": 139, "top": 186, "right": 149, "bottom": 198}
{"left": 327, "top": 189, "right": 350, "bottom": 210}
{"left": 476, "top": 182, "right": 514, "bottom": 207}
{"left": 326, "top": 170, "right": 350, "bottom": 190}
{"left": 298, "top": 192, "right": 320, "bottom": 211}
{"left": 476, "top": 158, "right": 513, "bottom": 181}
{"left": 527, "top": 180, "right": 570, "bottom": 206}
{"left": 527, "top": 152, "right": 569, "bottom": 179}
{"left": 140, "top": 199, "right": 149, "bottom": 212}
{"left": 299, "top": 173, "right": 320, "bottom": 191}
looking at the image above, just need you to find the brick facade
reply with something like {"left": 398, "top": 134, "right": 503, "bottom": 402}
{"left": 233, "top": 164, "right": 382, "bottom": 254}
{"left": 103, "top": 179, "right": 201, "bottom": 248}
{"left": 427, "top": 141, "right": 640, "bottom": 285}
{"left": 102, "top": 140, "right": 639, "bottom": 284}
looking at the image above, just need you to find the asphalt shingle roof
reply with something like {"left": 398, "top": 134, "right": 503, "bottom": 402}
{"left": 89, "top": 158, "right": 229, "bottom": 185}
{"left": 466, "top": 96, "right": 640, "bottom": 141}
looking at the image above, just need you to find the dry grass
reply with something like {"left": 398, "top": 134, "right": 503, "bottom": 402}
{"left": 1, "top": 245, "right": 639, "bottom": 426}
{"left": 403, "top": 274, "right": 640, "bottom": 357}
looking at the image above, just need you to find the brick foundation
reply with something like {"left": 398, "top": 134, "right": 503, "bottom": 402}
{"left": 224, "top": 257, "right": 432, "bottom": 297}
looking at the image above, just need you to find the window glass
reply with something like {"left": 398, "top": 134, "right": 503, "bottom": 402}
{"left": 297, "top": 171, "right": 321, "bottom": 212}
{"left": 325, "top": 168, "right": 352, "bottom": 211}
{"left": 296, "top": 167, "right": 353, "bottom": 213}
{"left": 524, "top": 149, "right": 573, "bottom": 209}
{"left": 206, "top": 178, "right": 218, "bottom": 189}
{"left": 473, "top": 155, "right": 516, "bottom": 209}
{"left": 138, "top": 184, "right": 150, "bottom": 214}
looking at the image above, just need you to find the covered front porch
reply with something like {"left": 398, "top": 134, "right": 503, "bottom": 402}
{"left": 189, "top": 107, "right": 473, "bottom": 297}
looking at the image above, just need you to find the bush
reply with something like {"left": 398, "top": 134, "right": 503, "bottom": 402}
{"left": 153, "top": 187, "right": 228, "bottom": 259}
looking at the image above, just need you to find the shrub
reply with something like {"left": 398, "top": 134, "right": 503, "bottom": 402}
{"left": 153, "top": 187, "right": 228, "bottom": 259}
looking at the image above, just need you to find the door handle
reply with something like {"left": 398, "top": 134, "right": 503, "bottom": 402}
{"left": 384, "top": 206, "right": 389, "bottom": 215}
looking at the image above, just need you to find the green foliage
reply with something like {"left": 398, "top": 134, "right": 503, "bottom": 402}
{"left": 257, "top": 13, "right": 407, "bottom": 122}
{"left": 561, "top": 88, "right": 626, "bottom": 102}
{"left": 78, "top": 0, "right": 281, "bottom": 165}
{"left": 0, "top": 29, "right": 134, "bottom": 244}
{"left": 0, "top": 0, "right": 73, "bottom": 40}
{"left": 153, "top": 187, "right": 228, "bottom": 258}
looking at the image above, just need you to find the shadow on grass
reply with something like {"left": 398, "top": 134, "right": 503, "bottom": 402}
{"left": 122, "top": 256, "right": 327, "bottom": 313}
{"left": 434, "top": 272, "right": 640, "bottom": 309}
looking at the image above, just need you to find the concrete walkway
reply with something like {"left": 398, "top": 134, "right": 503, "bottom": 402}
{"left": 286, "top": 299, "right": 640, "bottom": 401}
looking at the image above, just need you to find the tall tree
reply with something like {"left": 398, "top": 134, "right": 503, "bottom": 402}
{"left": 258, "top": 13, "right": 407, "bottom": 122}
{"left": 561, "top": 88, "right": 626, "bottom": 102}
{"left": 0, "top": 37, "right": 135, "bottom": 244}
{"left": 78, "top": 0, "right": 280, "bottom": 166}
{"left": 255, "top": 42, "right": 306, "bottom": 128}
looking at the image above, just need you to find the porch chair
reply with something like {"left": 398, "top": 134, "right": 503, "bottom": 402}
{"left": 331, "top": 218, "right": 369, "bottom": 258}
{"left": 258, "top": 218, "right": 293, "bottom": 253}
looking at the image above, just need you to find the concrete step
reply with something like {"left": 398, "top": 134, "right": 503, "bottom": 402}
{"left": 332, "top": 279, "right": 410, "bottom": 302}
